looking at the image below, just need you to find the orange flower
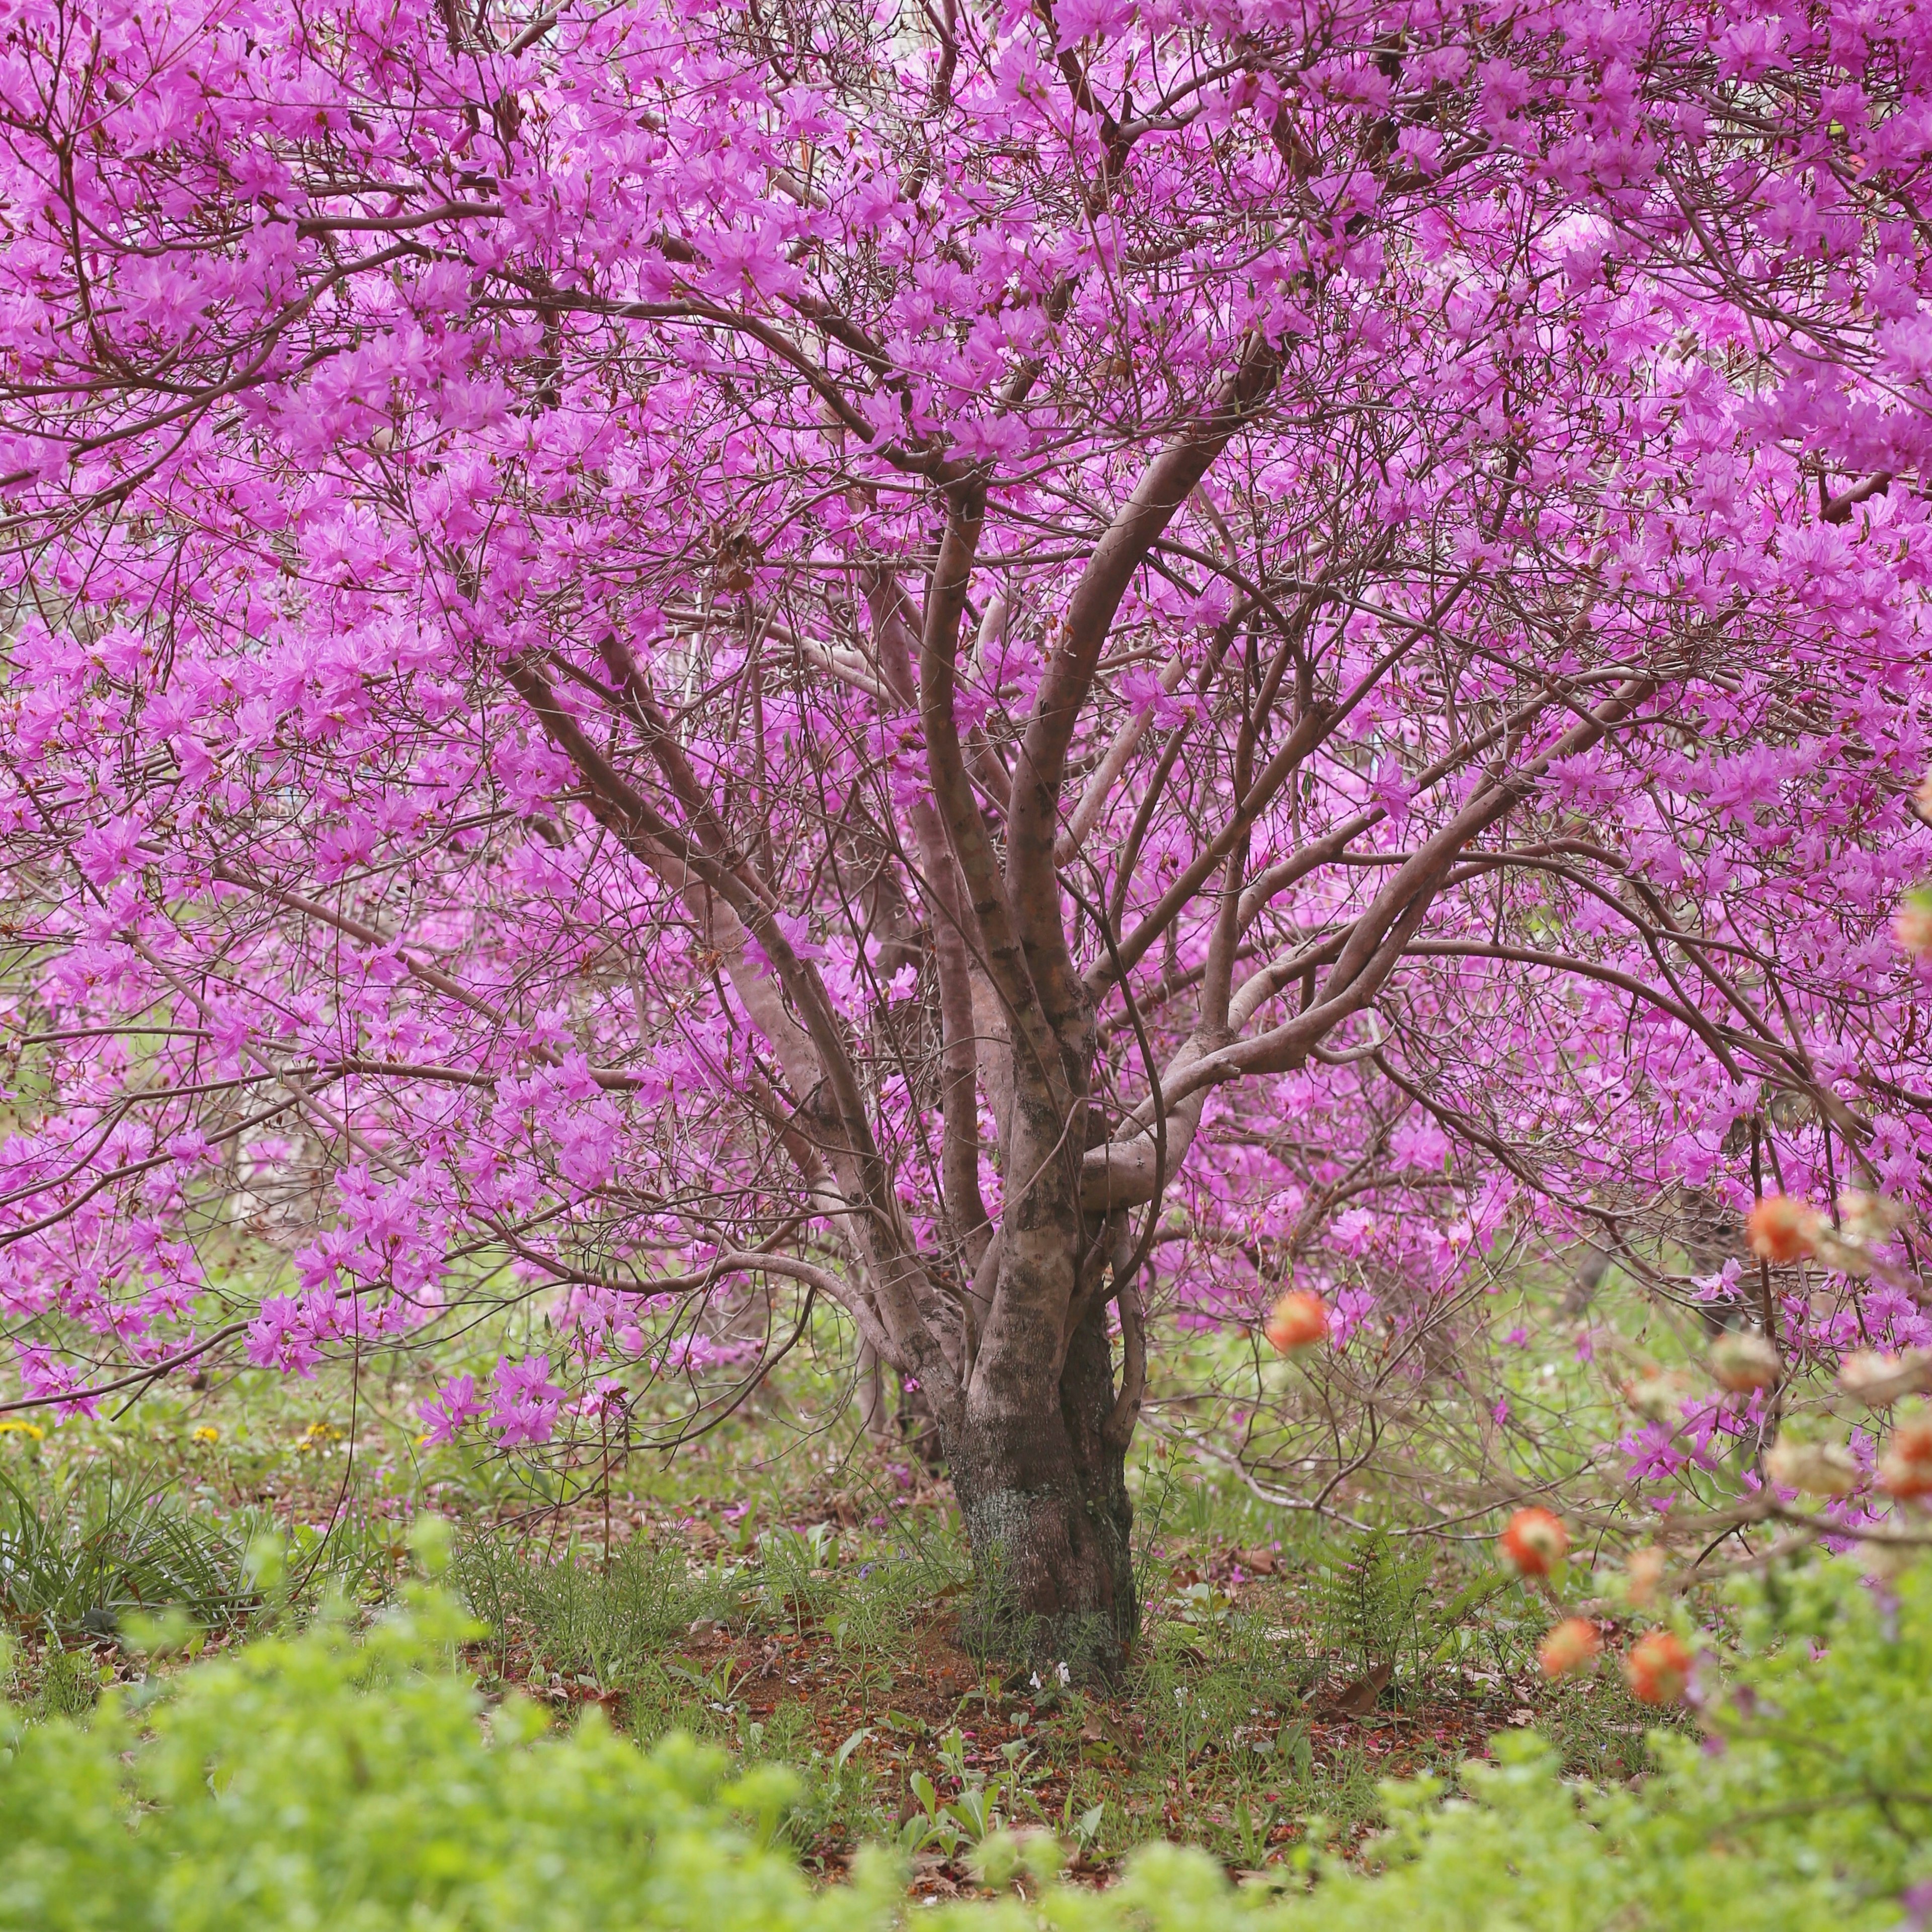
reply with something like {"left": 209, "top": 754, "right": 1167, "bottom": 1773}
{"left": 1623, "top": 1630, "right": 1692, "bottom": 1706}
{"left": 1539, "top": 1618, "right": 1601, "bottom": 1678}
{"left": 1624, "top": 1371, "right": 1685, "bottom": 1421}
{"left": 1878, "top": 1417, "right": 1932, "bottom": 1500}
{"left": 1837, "top": 1190, "right": 1908, "bottom": 1241}
{"left": 1745, "top": 1195, "right": 1823, "bottom": 1264}
{"left": 1839, "top": 1350, "right": 1907, "bottom": 1398}
{"left": 1263, "top": 1289, "right": 1328, "bottom": 1355}
{"left": 1500, "top": 1506, "right": 1569, "bottom": 1578}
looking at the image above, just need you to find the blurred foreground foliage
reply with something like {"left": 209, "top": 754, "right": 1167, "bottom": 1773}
{"left": 0, "top": 1542, "right": 1924, "bottom": 1930}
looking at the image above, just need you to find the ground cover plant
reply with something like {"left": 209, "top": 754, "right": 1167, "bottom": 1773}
{"left": 0, "top": 1309, "right": 1673, "bottom": 1876}
{"left": 0, "top": 1275, "right": 1858, "bottom": 1884}
{"left": 0, "top": 1531, "right": 1927, "bottom": 1929}
{"left": 0, "top": 1247, "right": 1918, "bottom": 1909}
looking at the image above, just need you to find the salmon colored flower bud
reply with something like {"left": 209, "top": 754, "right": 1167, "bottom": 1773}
{"left": 1895, "top": 888, "right": 1932, "bottom": 960}
{"left": 1878, "top": 1451, "right": 1932, "bottom": 1500}
{"left": 1623, "top": 1630, "right": 1691, "bottom": 1706}
{"left": 1837, "top": 1190, "right": 1907, "bottom": 1242}
{"left": 1839, "top": 1349, "right": 1905, "bottom": 1398}
{"left": 1625, "top": 1547, "right": 1667, "bottom": 1608}
{"left": 1745, "top": 1195, "right": 1823, "bottom": 1264}
{"left": 1624, "top": 1371, "right": 1684, "bottom": 1421}
{"left": 1709, "top": 1331, "right": 1781, "bottom": 1394}
{"left": 1500, "top": 1506, "right": 1569, "bottom": 1577}
{"left": 1764, "top": 1437, "right": 1859, "bottom": 1496}
{"left": 1840, "top": 1348, "right": 1932, "bottom": 1404}
{"left": 1878, "top": 1417, "right": 1932, "bottom": 1500}
{"left": 1264, "top": 1289, "right": 1328, "bottom": 1355}
{"left": 1539, "top": 1618, "right": 1601, "bottom": 1678}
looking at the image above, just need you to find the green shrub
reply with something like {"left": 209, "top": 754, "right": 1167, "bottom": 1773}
{"left": 0, "top": 1552, "right": 1925, "bottom": 1930}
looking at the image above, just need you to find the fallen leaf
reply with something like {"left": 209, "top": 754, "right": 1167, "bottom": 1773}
{"left": 1323, "top": 1659, "right": 1393, "bottom": 1716}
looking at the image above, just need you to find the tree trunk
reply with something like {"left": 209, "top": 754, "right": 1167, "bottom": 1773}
{"left": 938, "top": 1294, "right": 1136, "bottom": 1670}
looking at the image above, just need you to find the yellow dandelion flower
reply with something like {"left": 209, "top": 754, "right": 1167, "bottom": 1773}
{"left": 0, "top": 1420, "right": 45, "bottom": 1440}
{"left": 191, "top": 1426, "right": 220, "bottom": 1444}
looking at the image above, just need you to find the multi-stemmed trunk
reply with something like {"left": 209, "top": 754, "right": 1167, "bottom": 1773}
{"left": 502, "top": 350, "right": 1391, "bottom": 1663}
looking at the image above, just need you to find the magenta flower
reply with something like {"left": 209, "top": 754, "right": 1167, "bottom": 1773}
{"left": 417, "top": 1375, "right": 488, "bottom": 1447}
{"left": 487, "top": 1355, "right": 565, "bottom": 1448}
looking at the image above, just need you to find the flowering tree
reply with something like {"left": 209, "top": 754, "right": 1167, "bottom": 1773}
{"left": 0, "top": 0, "right": 1928, "bottom": 1637}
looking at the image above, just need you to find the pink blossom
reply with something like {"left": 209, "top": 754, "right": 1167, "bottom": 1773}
{"left": 418, "top": 1374, "right": 488, "bottom": 1446}
{"left": 487, "top": 1355, "right": 564, "bottom": 1448}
